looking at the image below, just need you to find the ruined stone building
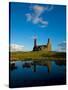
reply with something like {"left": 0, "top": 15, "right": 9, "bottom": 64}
{"left": 33, "top": 37, "right": 52, "bottom": 51}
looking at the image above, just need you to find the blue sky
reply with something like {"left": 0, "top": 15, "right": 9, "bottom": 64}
{"left": 10, "top": 2, "right": 66, "bottom": 51}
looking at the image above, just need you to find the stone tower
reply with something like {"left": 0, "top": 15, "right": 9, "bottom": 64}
{"left": 47, "top": 38, "right": 51, "bottom": 51}
{"left": 33, "top": 37, "right": 38, "bottom": 51}
{"left": 34, "top": 38, "right": 37, "bottom": 48}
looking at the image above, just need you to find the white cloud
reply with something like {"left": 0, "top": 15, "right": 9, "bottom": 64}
{"left": 25, "top": 14, "right": 32, "bottom": 21}
{"left": 57, "top": 41, "right": 66, "bottom": 52}
{"left": 10, "top": 44, "right": 24, "bottom": 52}
{"left": 33, "top": 5, "right": 45, "bottom": 17}
{"left": 26, "top": 13, "right": 48, "bottom": 27}
{"left": 58, "top": 41, "right": 66, "bottom": 47}
{"left": 32, "top": 5, "right": 53, "bottom": 16}
{"left": 25, "top": 4, "right": 52, "bottom": 28}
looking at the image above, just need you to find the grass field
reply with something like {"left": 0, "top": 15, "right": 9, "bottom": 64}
{"left": 10, "top": 51, "right": 66, "bottom": 61}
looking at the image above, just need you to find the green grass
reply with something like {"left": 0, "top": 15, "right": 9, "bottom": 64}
{"left": 10, "top": 51, "right": 66, "bottom": 61}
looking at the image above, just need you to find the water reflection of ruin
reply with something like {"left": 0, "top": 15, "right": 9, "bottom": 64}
{"left": 23, "top": 60, "right": 52, "bottom": 73}
{"left": 32, "top": 60, "right": 51, "bottom": 72}
{"left": 32, "top": 62, "right": 36, "bottom": 72}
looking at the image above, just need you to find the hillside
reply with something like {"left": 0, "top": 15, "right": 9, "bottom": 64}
{"left": 10, "top": 51, "right": 66, "bottom": 61}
